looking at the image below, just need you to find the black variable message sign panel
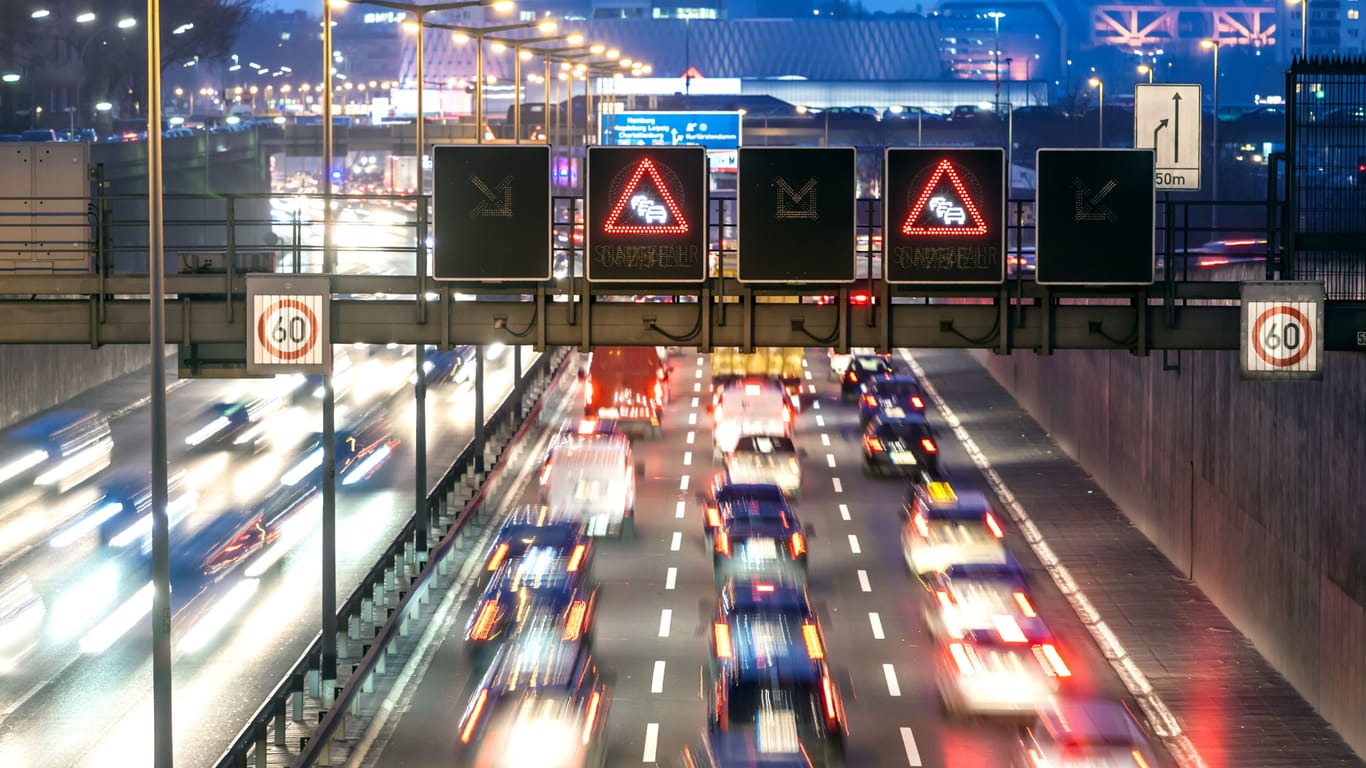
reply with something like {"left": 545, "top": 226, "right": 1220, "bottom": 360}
{"left": 1035, "top": 149, "right": 1155, "bottom": 286}
{"left": 432, "top": 145, "right": 550, "bottom": 281}
{"left": 586, "top": 145, "right": 707, "bottom": 283}
{"left": 883, "top": 148, "right": 1005, "bottom": 285}
{"left": 737, "top": 147, "right": 856, "bottom": 283}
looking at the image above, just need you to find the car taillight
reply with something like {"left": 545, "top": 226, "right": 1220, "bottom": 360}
{"left": 1034, "top": 643, "right": 1072, "bottom": 678}
{"left": 715, "top": 531, "right": 730, "bottom": 556}
{"left": 486, "top": 542, "right": 509, "bottom": 571}
{"left": 714, "top": 622, "right": 732, "bottom": 658}
{"left": 1013, "top": 591, "right": 1037, "bottom": 617}
{"left": 584, "top": 378, "right": 594, "bottom": 404}
{"left": 787, "top": 457, "right": 799, "bottom": 474}
{"left": 461, "top": 688, "right": 488, "bottom": 743}
{"left": 985, "top": 513, "right": 1004, "bottom": 539}
{"left": 755, "top": 583, "right": 775, "bottom": 593}
{"left": 563, "top": 600, "right": 587, "bottom": 641}
{"left": 790, "top": 532, "right": 806, "bottom": 558}
{"left": 920, "top": 438, "right": 937, "bottom": 454}
{"left": 948, "top": 642, "right": 980, "bottom": 676}
{"left": 654, "top": 381, "right": 663, "bottom": 402}
{"left": 583, "top": 691, "right": 602, "bottom": 745}
{"left": 936, "top": 589, "right": 953, "bottom": 608}
{"left": 802, "top": 623, "right": 824, "bottom": 659}
{"left": 913, "top": 512, "right": 929, "bottom": 538}
{"left": 911, "top": 395, "right": 925, "bottom": 409}
{"left": 469, "top": 601, "right": 500, "bottom": 640}
{"left": 865, "top": 436, "right": 884, "bottom": 452}
{"left": 567, "top": 543, "right": 587, "bottom": 572}
{"left": 1130, "top": 750, "right": 1153, "bottom": 768}
{"left": 539, "top": 461, "right": 553, "bottom": 485}
{"left": 821, "top": 675, "right": 839, "bottom": 721}
{"left": 993, "top": 615, "right": 1028, "bottom": 644}
{"left": 782, "top": 406, "right": 792, "bottom": 423}
{"left": 862, "top": 394, "right": 877, "bottom": 407}
{"left": 706, "top": 506, "right": 721, "bottom": 529}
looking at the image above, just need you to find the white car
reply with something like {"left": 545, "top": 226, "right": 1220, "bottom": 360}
{"left": 711, "top": 380, "right": 793, "bottom": 458}
{"left": 643, "top": 204, "right": 668, "bottom": 224}
{"left": 1014, "top": 698, "right": 1164, "bottom": 767}
{"left": 936, "top": 636, "right": 1069, "bottom": 717}
{"left": 902, "top": 483, "right": 1010, "bottom": 576}
{"left": 723, "top": 435, "right": 802, "bottom": 499}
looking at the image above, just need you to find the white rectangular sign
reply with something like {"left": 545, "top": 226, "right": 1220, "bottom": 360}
{"left": 246, "top": 274, "right": 332, "bottom": 375}
{"left": 1134, "top": 84, "right": 1201, "bottom": 191}
{"left": 1240, "top": 282, "right": 1324, "bottom": 381}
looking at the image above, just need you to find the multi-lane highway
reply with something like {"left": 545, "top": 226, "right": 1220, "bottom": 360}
{"left": 361, "top": 349, "right": 1163, "bottom": 767}
{"left": 0, "top": 345, "right": 529, "bottom": 768}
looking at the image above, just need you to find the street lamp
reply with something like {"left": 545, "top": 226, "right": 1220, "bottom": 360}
{"left": 1088, "top": 77, "right": 1103, "bottom": 147}
{"left": 1137, "top": 64, "right": 1153, "bottom": 83}
{"left": 1287, "top": 0, "right": 1308, "bottom": 57}
{"left": 1200, "top": 39, "right": 1221, "bottom": 229}
{"left": 987, "top": 11, "right": 1005, "bottom": 113}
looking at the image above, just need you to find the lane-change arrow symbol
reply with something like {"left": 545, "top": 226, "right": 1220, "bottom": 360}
{"left": 1072, "top": 177, "right": 1119, "bottom": 223}
{"left": 774, "top": 177, "right": 819, "bottom": 220}
{"left": 1153, "top": 118, "right": 1168, "bottom": 161}
{"left": 1171, "top": 92, "right": 1182, "bottom": 163}
{"left": 469, "top": 174, "right": 514, "bottom": 218}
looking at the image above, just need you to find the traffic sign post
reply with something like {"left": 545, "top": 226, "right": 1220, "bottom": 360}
{"left": 1035, "top": 149, "right": 1155, "bottom": 286}
{"left": 1134, "top": 84, "right": 1202, "bottom": 191}
{"left": 883, "top": 148, "right": 1006, "bottom": 285}
{"left": 737, "top": 147, "right": 856, "bottom": 283}
{"left": 1241, "top": 281, "right": 1324, "bottom": 380}
{"left": 432, "top": 145, "right": 551, "bottom": 281}
{"left": 586, "top": 146, "right": 708, "bottom": 283}
{"left": 246, "top": 274, "right": 331, "bottom": 375}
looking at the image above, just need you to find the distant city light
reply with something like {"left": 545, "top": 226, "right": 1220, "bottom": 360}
{"left": 1, "top": 73, "right": 20, "bottom": 83}
{"left": 31, "top": 9, "right": 51, "bottom": 19}
{"left": 118, "top": 17, "right": 137, "bottom": 29}
{"left": 76, "top": 12, "right": 96, "bottom": 23}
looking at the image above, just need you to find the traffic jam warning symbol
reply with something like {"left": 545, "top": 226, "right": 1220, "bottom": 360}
{"left": 883, "top": 148, "right": 1004, "bottom": 284}
{"left": 246, "top": 275, "right": 331, "bottom": 375}
{"left": 1241, "top": 282, "right": 1324, "bottom": 381}
{"left": 587, "top": 146, "right": 707, "bottom": 283}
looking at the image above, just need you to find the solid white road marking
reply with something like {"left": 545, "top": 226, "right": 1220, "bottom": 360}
{"left": 680, "top": 475, "right": 690, "bottom": 490}
{"left": 675, "top": 500, "right": 687, "bottom": 519}
{"left": 883, "top": 664, "right": 902, "bottom": 697}
{"left": 651, "top": 660, "right": 666, "bottom": 693}
{"left": 832, "top": 477, "right": 843, "bottom": 493}
{"left": 665, "top": 567, "right": 677, "bottom": 590}
{"left": 857, "top": 570, "right": 871, "bottom": 592}
{"left": 826, "top": 454, "right": 837, "bottom": 468}
{"left": 847, "top": 534, "right": 861, "bottom": 554}
{"left": 683, "top": 451, "right": 693, "bottom": 466}
{"left": 815, "top": 415, "right": 825, "bottom": 427}
{"left": 821, "top": 433, "right": 831, "bottom": 446}
{"left": 643, "top": 723, "right": 659, "bottom": 763}
{"left": 688, "top": 412, "right": 697, "bottom": 425}
{"left": 659, "top": 609, "right": 673, "bottom": 638}
{"left": 900, "top": 727, "right": 923, "bottom": 767}
{"left": 839, "top": 503, "right": 851, "bottom": 521}
{"left": 670, "top": 532, "right": 682, "bottom": 551}
{"left": 686, "top": 431, "right": 695, "bottom": 444}
{"left": 869, "top": 612, "right": 885, "bottom": 640}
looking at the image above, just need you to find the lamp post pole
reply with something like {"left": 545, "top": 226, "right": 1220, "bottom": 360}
{"left": 1088, "top": 77, "right": 1103, "bottom": 147}
{"left": 988, "top": 11, "right": 1005, "bottom": 114}
{"left": 320, "top": 0, "right": 339, "bottom": 695}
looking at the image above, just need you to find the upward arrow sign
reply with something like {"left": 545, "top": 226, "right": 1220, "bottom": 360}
{"left": 1171, "top": 92, "right": 1182, "bottom": 163}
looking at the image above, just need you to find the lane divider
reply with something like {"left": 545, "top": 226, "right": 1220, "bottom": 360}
{"left": 683, "top": 451, "right": 692, "bottom": 467}
{"left": 690, "top": 397, "right": 699, "bottom": 408}
{"left": 642, "top": 723, "right": 659, "bottom": 763}
{"left": 686, "top": 431, "right": 695, "bottom": 445}
{"left": 665, "top": 567, "right": 677, "bottom": 590}
{"left": 831, "top": 478, "right": 843, "bottom": 494}
{"left": 651, "top": 660, "right": 666, "bottom": 693}
{"left": 815, "top": 415, "right": 825, "bottom": 427}
{"left": 901, "top": 351, "right": 1205, "bottom": 768}
{"left": 658, "top": 609, "right": 672, "bottom": 638}
{"left": 882, "top": 664, "right": 902, "bottom": 697}
{"left": 675, "top": 501, "right": 687, "bottom": 519}
{"left": 679, "top": 475, "right": 690, "bottom": 491}
{"left": 669, "top": 532, "right": 682, "bottom": 552}
{"left": 821, "top": 434, "right": 831, "bottom": 447}
{"left": 869, "top": 612, "right": 885, "bottom": 640}
{"left": 899, "top": 727, "right": 923, "bottom": 767}
{"left": 857, "top": 570, "right": 871, "bottom": 592}
{"left": 838, "top": 503, "right": 851, "bottom": 521}
{"left": 825, "top": 454, "right": 837, "bottom": 468}
{"left": 847, "top": 534, "right": 861, "bottom": 555}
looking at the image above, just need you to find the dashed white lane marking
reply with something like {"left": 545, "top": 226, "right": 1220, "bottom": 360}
{"left": 900, "top": 727, "right": 923, "bottom": 767}
{"left": 679, "top": 475, "right": 690, "bottom": 490}
{"left": 825, "top": 454, "right": 836, "bottom": 468}
{"left": 808, "top": 384, "right": 817, "bottom": 394}
{"left": 659, "top": 609, "right": 672, "bottom": 638}
{"left": 847, "top": 534, "right": 861, "bottom": 554}
{"left": 883, "top": 664, "right": 902, "bottom": 697}
{"left": 857, "top": 569, "right": 871, "bottom": 592}
{"left": 642, "top": 723, "right": 659, "bottom": 763}
{"left": 821, "top": 434, "right": 831, "bottom": 446}
{"left": 839, "top": 503, "right": 851, "bottom": 521}
{"left": 670, "top": 532, "right": 682, "bottom": 551}
{"left": 665, "top": 567, "right": 678, "bottom": 590}
{"left": 869, "top": 612, "right": 885, "bottom": 640}
{"left": 686, "top": 431, "right": 695, "bottom": 444}
{"left": 812, "top": 400, "right": 820, "bottom": 410}
{"left": 675, "top": 500, "right": 687, "bottom": 519}
{"left": 683, "top": 451, "right": 693, "bottom": 466}
{"left": 694, "top": 369, "right": 702, "bottom": 379}
{"left": 804, "top": 369, "right": 813, "bottom": 380}
{"left": 696, "top": 355, "right": 704, "bottom": 366}
{"left": 815, "top": 414, "right": 825, "bottom": 427}
{"left": 651, "top": 660, "right": 667, "bottom": 693}
{"left": 832, "top": 477, "right": 843, "bottom": 493}
{"left": 691, "top": 396, "right": 699, "bottom": 408}
{"left": 693, "top": 382, "right": 701, "bottom": 393}
{"left": 688, "top": 412, "right": 698, "bottom": 425}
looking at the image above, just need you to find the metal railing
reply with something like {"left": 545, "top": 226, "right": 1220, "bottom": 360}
{"left": 211, "top": 345, "right": 570, "bottom": 768}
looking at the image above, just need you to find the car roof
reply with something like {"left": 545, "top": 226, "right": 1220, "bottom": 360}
{"left": 725, "top": 612, "right": 822, "bottom": 678}
{"left": 867, "top": 373, "right": 921, "bottom": 387}
{"left": 913, "top": 484, "right": 995, "bottom": 519}
{"left": 936, "top": 560, "right": 1027, "bottom": 584}
{"left": 714, "top": 482, "right": 788, "bottom": 501}
{"left": 485, "top": 631, "right": 595, "bottom": 693}
{"left": 871, "top": 417, "right": 933, "bottom": 437}
{"left": 731, "top": 435, "right": 796, "bottom": 454}
{"left": 1036, "top": 698, "right": 1149, "bottom": 747}
{"left": 702, "top": 728, "right": 814, "bottom": 766}
{"left": 722, "top": 579, "right": 811, "bottom": 613}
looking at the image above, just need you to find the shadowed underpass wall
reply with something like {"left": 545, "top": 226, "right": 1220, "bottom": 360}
{"left": 0, "top": 345, "right": 151, "bottom": 430}
{"left": 971, "top": 344, "right": 1366, "bottom": 758}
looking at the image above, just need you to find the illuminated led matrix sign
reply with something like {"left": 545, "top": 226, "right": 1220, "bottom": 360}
{"left": 587, "top": 146, "right": 707, "bottom": 283}
{"left": 884, "top": 148, "right": 1005, "bottom": 285}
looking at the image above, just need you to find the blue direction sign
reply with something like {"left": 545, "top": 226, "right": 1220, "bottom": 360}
{"left": 1035, "top": 149, "right": 1155, "bottom": 286}
{"left": 602, "top": 111, "right": 741, "bottom": 150}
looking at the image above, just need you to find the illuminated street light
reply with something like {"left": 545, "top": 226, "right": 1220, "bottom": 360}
{"left": 1, "top": 73, "right": 20, "bottom": 83}
{"left": 76, "top": 12, "right": 96, "bottom": 23}
{"left": 1137, "top": 64, "right": 1153, "bottom": 83}
{"left": 1287, "top": 0, "right": 1308, "bottom": 56}
{"left": 94, "top": 101, "right": 112, "bottom": 111}
{"left": 31, "top": 9, "right": 51, "bottom": 19}
{"left": 987, "top": 11, "right": 1005, "bottom": 113}
{"left": 118, "top": 17, "right": 138, "bottom": 29}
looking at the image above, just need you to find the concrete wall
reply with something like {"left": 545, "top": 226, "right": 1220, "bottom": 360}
{"left": 0, "top": 344, "right": 150, "bottom": 430}
{"left": 973, "top": 343, "right": 1366, "bottom": 757}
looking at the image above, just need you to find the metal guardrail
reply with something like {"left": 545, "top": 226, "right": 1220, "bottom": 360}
{"left": 211, "top": 346, "right": 570, "bottom": 768}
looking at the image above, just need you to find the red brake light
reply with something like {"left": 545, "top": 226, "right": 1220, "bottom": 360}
{"left": 486, "top": 542, "right": 509, "bottom": 571}
{"left": 714, "top": 622, "right": 732, "bottom": 658}
{"left": 584, "top": 378, "right": 594, "bottom": 404}
{"left": 755, "top": 583, "right": 775, "bottom": 593}
{"left": 706, "top": 506, "right": 722, "bottom": 529}
{"left": 567, "top": 543, "right": 587, "bottom": 572}
{"left": 461, "top": 688, "right": 488, "bottom": 743}
{"left": 985, "top": 513, "right": 1004, "bottom": 539}
{"left": 802, "top": 624, "right": 824, "bottom": 659}
{"left": 865, "top": 436, "right": 884, "bottom": 452}
{"left": 1013, "top": 591, "right": 1037, "bottom": 617}
{"left": 821, "top": 675, "right": 838, "bottom": 720}
{"left": 1034, "top": 643, "right": 1072, "bottom": 678}
{"left": 850, "top": 293, "right": 870, "bottom": 305}
{"left": 911, "top": 395, "right": 925, "bottom": 409}
{"left": 583, "top": 691, "right": 602, "bottom": 745}
{"left": 563, "top": 600, "right": 587, "bottom": 641}
{"left": 862, "top": 394, "right": 877, "bottom": 407}
{"left": 790, "top": 532, "right": 807, "bottom": 558}
{"left": 913, "top": 512, "right": 929, "bottom": 538}
{"left": 715, "top": 531, "right": 730, "bottom": 556}
{"left": 469, "top": 601, "right": 500, "bottom": 641}
{"left": 920, "top": 438, "right": 937, "bottom": 454}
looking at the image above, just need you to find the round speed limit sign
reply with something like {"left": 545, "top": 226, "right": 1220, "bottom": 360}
{"left": 1251, "top": 305, "right": 1312, "bottom": 367}
{"left": 256, "top": 297, "right": 320, "bottom": 363}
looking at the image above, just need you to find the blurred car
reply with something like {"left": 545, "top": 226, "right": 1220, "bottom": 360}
{"left": 839, "top": 354, "right": 892, "bottom": 402}
{"left": 724, "top": 435, "right": 802, "bottom": 499}
{"left": 456, "top": 636, "right": 609, "bottom": 768}
{"left": 19, "top": 129, "right": 57, "bottom": 142}
{"left": 417, "top": 344, "right": 476, "bottom": 385}
{"left": 710, "top": 578, "right": 825, "bottom": 674}
{"left": 826, "top": 347, "right": 874, "bottom": 382}
{"left": 713, "top": 514, "right": 808, "bottom": 591}
{"left": 678, "top": 728, "right": 816, "bottom": 767}
{"left": 541, "top": 429, "right": 637, "bottom": 538}
{"left": 861, "top": 415, "right": 941, "bottom": 479}
{"left": 0, "top": 574, "right": 45, "bottom": 672}
{"left": 1014, "top": 698, "right": 1163, "bottom": 768}
{"left": 700, "top": 479, "right": 791, "bottom": 542}
{"left": 936, "top": 631, "right": 1071, "bottom": 718}
{"left": 902, "top": 482, "right": 1012, "bottom": 576}
{"left": 183, "top": 395, "right": 283, "bottom": 452}
{"left": 856, "top": 373, "right": 926, "bottom": 425}
{"left": 0, "top": 409, "right": 112, "bottom": 494}
{"left": 923, "top": 562, "right": 1051, "bottom": 644}
{"left": 51, "top": 469, "right": 198, "bottom": 550}
{"left": 279, "top": 406, "right": 399, "bottom": 489}
{"left": 712, "top": 379, "right": 794, "bottom": 458}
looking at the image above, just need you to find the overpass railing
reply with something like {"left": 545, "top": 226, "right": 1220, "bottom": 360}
{"left": 210, "top": 345, "right": 571, "bottom": 768}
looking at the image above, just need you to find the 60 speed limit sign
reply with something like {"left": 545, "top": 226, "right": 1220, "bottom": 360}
{"left": 1240, "top": 282, "right": 1324, "bottom": 381}
{"left": 246, "top": 275, "right": 332, "bottom": 375}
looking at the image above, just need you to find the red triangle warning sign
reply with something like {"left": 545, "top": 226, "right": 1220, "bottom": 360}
{"left": 602, "top": 157, "right": 691, "bottom": 235}
{"left": 682, "top": 66, "right": 705, "bottom": 80}
{"left": 901, "top": 158, "right": 989, "bottom": 237}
